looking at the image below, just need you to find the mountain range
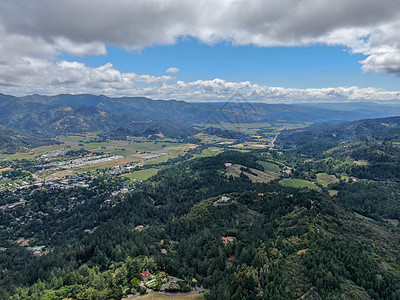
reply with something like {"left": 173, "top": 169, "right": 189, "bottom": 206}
{"left": 2, "top": 92, "right": 400, "bottom": 154}
{"left": 5, "top": 93, "right": 400, "bottom": 125}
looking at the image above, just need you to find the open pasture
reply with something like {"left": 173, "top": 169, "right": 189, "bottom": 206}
{"left": 279, "top": 179, "right": 319, "bottom": 190}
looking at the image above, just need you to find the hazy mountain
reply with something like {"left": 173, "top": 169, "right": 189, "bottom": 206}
{"left": 300, "top": 101, "right": 400, "bottom": 117}
{"left": 276, "top": 115, "right": 400, "bottom": 155}
{"left": 6, "top": 93, "right": 393, "bottom": 124}
{"left": 0, "top": 94, "right": 198, "bottom": 140}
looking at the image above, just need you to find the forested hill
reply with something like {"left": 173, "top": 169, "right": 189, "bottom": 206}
{"left": 276, "top": 116, "right": 400, "bottom": 155}
{"left": 276, "top": 115, "right": 400, "bottom": 184}
{"left": 0, "top": 125, "right": 56, "bottom": 154}
{"left": 1, "top": 150, "right": 399, "bottom": 299}
{"left": 100, "top": 120, "right": 198, "bottom": 140}
{"left": 0, "top": 94, "right": 129, "bottom": 135}
{"left": 0, "top": 94, "right": 199, "bottom": 143}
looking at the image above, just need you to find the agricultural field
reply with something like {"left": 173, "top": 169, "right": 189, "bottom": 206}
{"left": 2, "top": 133, "right": 191, "bottom": 160}
{"left": 328, "top": 190, "right": 339, "bottom": 197}
{"left": 56, "top": 135, "right": 188, "bottom": 156}
{"left": 257, "top": 161, "right": 282, "bottom": 173}
{"left": 1, "top": 133, "right": 196, "bottom": 174}
{"left": 44, "top": 170, "right": 75, "bottom": 180}
{"left": 225, "top": 164, "right": 279, "bottom": 183}
{"left": 194, "top": 132, "right": 236, "bottom": 144}
{"left": 196, "top": 122, "right": 309, "bottom": 150}
{"left": 123, "top": 168, "right": 160, "bottom": 181}
{"left": 193, "top": 147, "right": 224, "bottom": 158}
{"left": 229, "top": 142, "right": 269, "bottom": 150}
{"left": 279, "top": 179, "right": 319, "bottom": 190}
{"left": 133, "top": 293, "right": 205, "bottom": 300}
{"left": 316, "top": 173, "right": 339, "bottom": 187}
{"left": 354, "top": 160, "right": 368, "bottom": 166}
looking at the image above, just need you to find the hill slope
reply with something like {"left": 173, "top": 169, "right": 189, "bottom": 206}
{"left": 1, "top": 151, "right": 399, "bottom": 299}
{"left": 0, "top": 94, "right": 198, "bottom": 141}
{"left": 276, "top": 116, "right": 400, "bottom": 155}
{"left": 0, "top": 125, "right": 56, "bottom": 154}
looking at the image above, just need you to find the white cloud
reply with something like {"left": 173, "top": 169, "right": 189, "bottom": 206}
{"left": 153, "top": 79, "right": 400, "bottom": 102}
{"left": 165, "top": 67, "right": 180, "bottom": 74}
{"left": 1, "top": 0, "right": 400, "bottom": 99}
{"left": 0, "top": 59, "right": 172, "bottom": 95}
{"left": 1, "top": 58, "right": 400, "bottom": 103}
{"left": 55, "top": 38, "right": 107, "bottom": 57}
{"left": 1, "top": 0, "right": 400, "bottom": 74}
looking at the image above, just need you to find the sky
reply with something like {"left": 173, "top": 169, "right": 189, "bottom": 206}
{"left": 1, "top": 0, "right": 400, "bottom": 103}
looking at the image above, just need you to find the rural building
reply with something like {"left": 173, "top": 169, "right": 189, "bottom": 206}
{"left": 140, "top": 270, "right": 152, "bottom": 280}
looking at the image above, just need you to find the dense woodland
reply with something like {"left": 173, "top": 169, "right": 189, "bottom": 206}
{"left": 1, "top": 113, "right": 400, "bottom": 299}
{"left": 0, "top": 148, "right": 399, "bottom": 299}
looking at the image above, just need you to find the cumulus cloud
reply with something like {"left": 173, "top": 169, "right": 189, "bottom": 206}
{"left": 1, "top": 0, "right": 400, "bottom": 99}
{"left": 152, "top": 78, "right": 400, "bottom": 102}
{"left": 0, "top": 59, "right": 172, "bottom": 95}
{"left": 55, "top": 38, "right": 107, "bottom": 57}
{"left": 1, "top": 60, "right": 400, "bottom": 103}
{"left": 1, "top": 0, "right": 400, "bottom": 73}
{"left": 165, "top": 67, "right": 180, "bottom": 74}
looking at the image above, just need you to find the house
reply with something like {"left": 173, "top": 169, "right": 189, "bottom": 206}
{"left": 135, "top": 225, "right": 144, "bottom": 231}
{"left": 32, "top": 245, "right": 45, "bottom": 251}
{"left": 221, "top": 236, "right": 236, "bottom": 245}
{"left": 350, "top": 177, "right": 358, "bottom": 183}
{"left": 140, "top": 270, "right": 152, "bottom": 280}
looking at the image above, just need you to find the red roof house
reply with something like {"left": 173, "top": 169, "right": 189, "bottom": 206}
{"left": 140, "top": 270, "right": 152, "bottom": 280}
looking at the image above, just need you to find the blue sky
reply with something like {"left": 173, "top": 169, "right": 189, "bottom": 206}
{"left": 2, "top": 0, "right": 400, "bottom": 102}
{"left": 62, "top": 38, "right": 400, "bottom": 91}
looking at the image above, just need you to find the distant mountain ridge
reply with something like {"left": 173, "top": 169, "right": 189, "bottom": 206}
{"left": 2, "top": 93, "right": 400, "bottom": 154}
{"left": 276, "top": 116, "right": 400, "bottom": 155}
{"left": 4, "top": 93, "right": 394, "bottom": 124}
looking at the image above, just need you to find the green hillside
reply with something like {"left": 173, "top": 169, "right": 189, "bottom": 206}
{"left": 1, "top": 150, "right": 399, "bottom": 299}
{"left": 0, "top": 125, "right": 56, "bottom": 154}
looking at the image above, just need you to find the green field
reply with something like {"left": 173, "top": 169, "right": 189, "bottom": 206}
{"left": 193, "top": 147, "right": 223, "bottom": 158}
{"left": 316, "top": 173, "right": 339, "bottom": 187}
{"left": 134, "top": 293, "right": 205, "bottom": 300}
{"left": 2, "top": 133, "right": 190, "bottom": 161}
{"left": 56, "top": 135, "right": 188, "bottom": 156}
{"left": 1, "top": 134, "right": 197, "bottom": 174}
{"left": 328, "top": 190, "right": 339, "bottom": 197}
{"left": 257, "top": 161, "right": 281, "bottom": 173}
{"left": 123, "top": 168, "right": 160, "bottom": 180}
{"left": 226, "top": 164, "right": 279, "bottom": 183}
{"left": 279, "top": 179, "right": 319, "bottom": 190}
